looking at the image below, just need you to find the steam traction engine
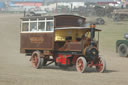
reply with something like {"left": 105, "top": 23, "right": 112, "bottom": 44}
{"left": 20, "top": 14, "right": 106, "bottom": 73}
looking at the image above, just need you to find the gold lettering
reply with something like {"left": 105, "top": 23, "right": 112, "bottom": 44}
{"left": 30, "top": 37, "right": 44, "bottom": 44}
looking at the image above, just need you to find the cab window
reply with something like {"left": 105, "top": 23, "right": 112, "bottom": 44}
{"left": 21, "top": 18, "right": 54, "bottom": 32}
{"left": 38, "top": 22, "right": 45, "bottom": 31}
{"left": 46, "top": 22, "right": 54, "bottom": 31}
{"left": 30, "top": 22, "right": 37, "bottom": 32}
{"left": 22, "top": 23, "right": 29, "bottom": 31}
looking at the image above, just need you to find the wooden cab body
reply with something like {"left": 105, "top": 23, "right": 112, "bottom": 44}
{"left": 20, "top": 14, "right": 100, "bottom": 55}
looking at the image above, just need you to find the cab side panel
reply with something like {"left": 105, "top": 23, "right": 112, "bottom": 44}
{"left": 20, "top": 33, "right": 54, "bottom": 53}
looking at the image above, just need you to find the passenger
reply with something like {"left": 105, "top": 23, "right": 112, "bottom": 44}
{"left": 31, "top": 28, "right": 37, "bottom": 32}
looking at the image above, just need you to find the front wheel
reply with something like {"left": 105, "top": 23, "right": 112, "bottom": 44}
{"left": 96, "top": 57, "right": 106, "bottom": 73}
{"left": 76, "top": 57, "right": 87, "bottom": 73}
{"left": 118, "top": 44, "right": 128, "bottom": 57}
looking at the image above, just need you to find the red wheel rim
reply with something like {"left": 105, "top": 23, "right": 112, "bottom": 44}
{"left": 32, "top": 54, "right": 38, "bottom": 68}
{"left": 77, "top": 59, "right": 84, "bottom": 72}
{"left": 97, "top": 59, "right": 103, "bottom": 72}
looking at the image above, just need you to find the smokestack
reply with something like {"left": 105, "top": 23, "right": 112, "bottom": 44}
{"left": 90, "top": 24, "right": 96, "bottom": 46}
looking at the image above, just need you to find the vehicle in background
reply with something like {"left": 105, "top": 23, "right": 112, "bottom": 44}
{"left": 112, "top": 9, "right": 128, "bottom": 21}
{"left": 116, "top": 33, "right": 128, "bottom": 57}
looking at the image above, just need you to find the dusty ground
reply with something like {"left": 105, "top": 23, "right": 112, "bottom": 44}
{"left": 0, "top": 14, "right": 128, "bottom": 85}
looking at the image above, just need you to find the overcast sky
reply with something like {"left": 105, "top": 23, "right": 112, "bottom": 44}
{"left": 0, "top": 0, "right": 116, "bottom": 2}
{"left": 0, "top": 0, "right": 126, "bottom": 3}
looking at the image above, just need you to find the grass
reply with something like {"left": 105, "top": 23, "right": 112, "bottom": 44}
{"left": 87, "top": 17, "right": 128, "bottom": 52}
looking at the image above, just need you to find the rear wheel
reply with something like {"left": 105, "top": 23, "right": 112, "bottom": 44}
{"left": 31, "top": 51, "right": 42, "bottom": 69}
{"left": 118, "top": 44, "right": 128, "bottom": 57}
{"left": 76, "top": 57, "right": 87, "bottom": 73}
{"left": 96, "top": 57, "right": 106, "bottom": 73}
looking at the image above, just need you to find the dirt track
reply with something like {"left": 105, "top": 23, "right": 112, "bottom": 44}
{"left": 0, "top": 14, "right": 128, "bottom": 85}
